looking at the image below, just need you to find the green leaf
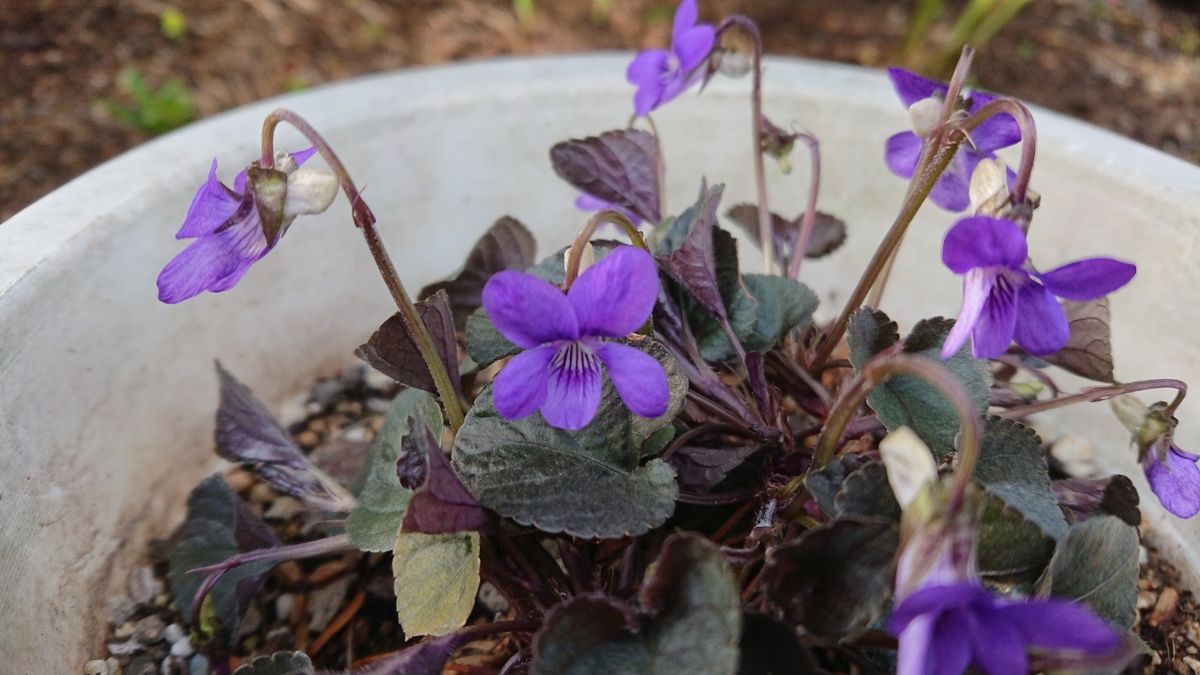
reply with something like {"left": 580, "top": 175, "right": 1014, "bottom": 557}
{"left": 393, "top": 530, "right": 481, "bottom": 636}
{"left": 168, "top": 475, "right": 280, "bottom": 646}
{"left": 975, "top": 417, "right": 1068, "bottom": 539}
{"left": 532, "top": 534, "right": 741, "bottom": 675}
{"left": 764, "top": 517, "right": 899, "bottom": 640}
{"left": 804, "top": 454, "right": 870, "bottom": 517}
{"left": 832, "top": 461, "right": 901, "bottom": 520}
{"left": 976, "top": 493, "right": 1056, "bottom": 579}
{"left": 454, "top": 338, "right": 687, "bottom": 538}
{"left": 848, "top": 311, "right": 991, "bottom": 459}
{"left": 232, "top": 652, "right": 314, "bottom": 675}
{"left": 738, "top": 274, "right": 819, "bottom": 352}
{"left": 1043, "top": 515, "right": 1139, "bottom": 629}
{"left": 347, "top": 390, "right": 443, "bottom": 551}
{"left": 464, "top": 308, "right": 520, "bottom": 368}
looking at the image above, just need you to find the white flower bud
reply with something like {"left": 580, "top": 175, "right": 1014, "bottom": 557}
{"left": 879, "top": 426, "right": 939, "bottom": 510}
{"left": 283, "top": 167, "right": 338, "bottom": 219}
{"left": 1111, "top": 395, "right": 1149, "bottom": 435}
{"left": 907, "top": 96, "right": 944, "bottom": 138}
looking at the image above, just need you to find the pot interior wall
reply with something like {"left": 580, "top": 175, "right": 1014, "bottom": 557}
{"left": 2, "top": 55, "right": 1198, "bottom": 670}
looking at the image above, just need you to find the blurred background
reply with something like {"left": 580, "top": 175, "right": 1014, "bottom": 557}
{"left": 2, "top": 0, "right": 1198, "bottom": 223}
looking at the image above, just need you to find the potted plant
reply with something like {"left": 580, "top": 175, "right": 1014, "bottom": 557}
{"left": 3, "top": 3, "right": 1199, "bottom": 673}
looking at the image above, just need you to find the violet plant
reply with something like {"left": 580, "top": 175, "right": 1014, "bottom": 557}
{"left": 152, "top": 3, "right": 1195, "bottom": 673}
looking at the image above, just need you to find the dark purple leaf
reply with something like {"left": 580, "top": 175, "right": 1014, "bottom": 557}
{"left": 764, "top": 517, "right": 898, "bottom": 640}
{"left": 532, "top": 595, "right": 640, "bottom": 674}
{"left": 739, "top": 612, "right": 829, "bottom": 675}
{"left": 550, "top": 129, "right": 662, "bottom": 223}
{"left": 168, "top": 475, "right": 282, "bottom": 646}
{"left": 419, "top": 216, "right": 537, "bottom": 330}
{"left": 1054, "top": 475, "right": 1140, "bottom": 527}
{"left": 659, "top": 184, "right": 728, "bottom": 320}
{"left": 1042, "top": 298, "right": 1116, "bottom": 383}
{"left": 216, "top": 361, "right": 306, "bottom": 468}
{"left": 802, "top": 211, "right": 849, "bottom": 259}
{"left": 670, "top": 444, "right": 761, "bottom": 491}
{"left": 356, "top": 290, "right": 463, "bottom": 397}
{"left": 349, "top": 630, "right": 475, "bottom": 675}
{"left": 726, "top": 203, "right": 847, "bottom": 268}
{"left": 402, "top": 416, "right": 488, "bottom": 535}
{"left": 233, "top": 651, "right": 314, "bottom": 675}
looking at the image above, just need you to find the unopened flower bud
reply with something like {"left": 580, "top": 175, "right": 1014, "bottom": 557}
{"left": 284, "top": 167, "right": 338, "bottom": 219}
{"left": 759, "top": 116, "right": 796, "bottom": 174}
{"left": 1111, "top": 396, "right": 1176, "bottom": 457}
{"left": 907, "top": 96, "right": 943, "bottom": 138}
{"left": 1008, "top": 380, "right": 1044, "bottom": 401}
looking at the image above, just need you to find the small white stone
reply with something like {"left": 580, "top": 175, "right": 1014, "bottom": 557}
{"left": 170, "top": 637, "right": 195, "bottom": 658}
{"left": 275, "top": 593, "right": 295, "bottom": 619}
{"left": 164, "top": 623, "right": 187, "bottom": 644}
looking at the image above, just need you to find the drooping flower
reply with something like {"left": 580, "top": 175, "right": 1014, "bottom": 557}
{"left": 940, "top": 215, "right": 1135, "bottom": 359}
{"left": 574, "top": 192, "right": 643, "bottom": 226}
{"left": 890, "top": 582, "right": 1125, "bottom": 675}
{"left": 884, "top": 67, "right": 1021, "bottom": 212}
{"left": 481, "top": 245, "right": 669, "bottom": 430}
{"left": 1143, "top": 444, "right": 1200, "bottom": 518}
{"left": 157, "top": 148, "right": 337, "bottom": 304}
{"left": 626, "top": 0, "right": 715, "bottom": 117}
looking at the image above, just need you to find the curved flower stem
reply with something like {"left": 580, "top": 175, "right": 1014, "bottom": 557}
{"left": 188, "top": 533, "right": 354, "bottom": 628}
{"left": 962, "top": 98, "right": 1038, "bottom": 206}
{"left": 786, "top": 131, "right": 821, "bottom": 280}
{"left": 719, "top": 15, "right": 773, "bottom": 275}
{"left": 811, "top": 134, "right": 964, "bottom": 370}
{"left": 660, "top": 422, "right": 744, "bottom": 462}
{"left": 804, "top": 353, "right": 982, "bottom": 511}
{"left": 996, "top": 378, "right": 1188, "bottom": 419}
{"left": 562, "top": 209, "right": 649, "bottom": 289}
{"left": 260, "top": 109, "right": 465, "bottom": 430}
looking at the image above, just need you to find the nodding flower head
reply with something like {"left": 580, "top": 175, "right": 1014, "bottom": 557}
{"left": 1112, "top": 396, "right": 1200, "bottom": 519}
{"left": 940, "top": 215, "right": 1135, "bottom": 360}
{"left": 481, "top": 245, "right": 668, "bottom": 430}
{"left": 625, "top": 0, "right": 715, "bottom": 117}
{"left": 156, "top": 148, "right": 337, "bottom": 304}
{"left": 883, "top": 68, "right": 1021, "bottom": 212}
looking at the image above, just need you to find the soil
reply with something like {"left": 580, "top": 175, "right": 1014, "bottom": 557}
{"left": 3, "top": 0, "right": 1199, "bottom": 224}
{"left": 92, "top": 365, "right": 1200, "bottom": 674}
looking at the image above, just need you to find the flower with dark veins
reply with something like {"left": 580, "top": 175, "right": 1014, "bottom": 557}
{"left": 891, "top": 582, "right": 1124, "bottom": 675}
{"left": 157, "top": 148, "right": 337, "bottom": 303}
{"left": 481, "top": 245, "right": 668, "bottom": 430}
{"left": 1143, "top": 443, "right": 1200, "bottom": 518}
{"left": 574, "top": 192, "right": 643, "bottom": 226}
{"left": 940, "top": 215, "right": 1135, "bottom": 359}
{"left": 884, "top": 67, "right": 1021, "bottom": 212}
{"left": 626, "top": 0, "right": 715, "bottom": 117}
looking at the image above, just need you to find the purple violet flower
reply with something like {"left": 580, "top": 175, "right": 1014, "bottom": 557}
{"left": 574, "top": 192, "right": 644, "bottom": 226}
{"left": 884, "top": 67, "right": 1021, "bottom": 212}
{"left": 626, "top": 0, "right": 715, "bottom": 117}
{"left": 1143, "top": 444, "right": 1200, "bottom": 519}
{"left": 940, "top": 215, "right": 1136, "bottom": 360}
{"left": 481, "top": 245, "right": 669, "bottom": 430}
{"left": 890, "top": 582, "right": 1124, "bottom": 675}
{"left": 157, "top": 148, "right": 333, "bottom": 304}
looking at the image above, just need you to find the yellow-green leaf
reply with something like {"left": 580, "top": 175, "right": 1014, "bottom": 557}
{"left": 392, "top": 530, "right": 481, "bottom": 637}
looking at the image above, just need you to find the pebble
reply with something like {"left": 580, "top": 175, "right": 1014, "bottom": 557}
{"left": 1050, "top": 434, "right": 1097, "bottom": 477}
{"left": 170, "top": 636, "right": 195, "bottom": 659}
{"left": 1138, "top": 589, "right": 1158, "bottom": 610}
{"left": 83, "top": 658, "right": 119, "bottom": 675}
{"left": 189, "top": 654, "right": 211, "bottom": 675}
{"left": 1151, "top": 587, "right": 1180, "bottom": 626}
{"left": 129, "top": 565, "right": 164, "bottom": 605}
{"left": 364, "top": 367, "right": 394, "bottom": 390}
{"left": 107, "top": 638, "right": 143, "bottom": 655}
{"left": 277, "top": 392, "right": 311, "bottom": 427}
{"left": 312, "top": 379, "right": 344, "bottom": 408}
{"left": 366, "top": 397, "right": 393, "bottom": 415}
{"left": 224, "top": 469, "right": 256, "bottom": 493}
{"left": 264, "top": 496, "right": 305, "bottom": 520}
{"left": 164, "top": 623, "right": 187, "bottom": 644}
{"left": 107, "top": 595, "right": 137, "bottom": 625}
{"left": 308, "top": 576, "right": 352, "bottom": 631}
{"left": 113, "top": 620, "right": 136, "bottom": 640}
{"left": 133, "top": 614, "right": 166, "bottom": 643}
{"left": 295, "top": 430, "right": 320, "bottom": 448}
{"left": 478, "top": 582, "right": 509, "bottom": 615}
{"left": 125, "top": 655, "right": 158, "bottom": 675}
{"left": 248, "top": 482, "right": 276, "bottom": 505}
{"left": 342, "top": 425, "right": 369, "bottom": 442}
{"left": 1184, "top": 655, "right": 1200, "bottom": 674}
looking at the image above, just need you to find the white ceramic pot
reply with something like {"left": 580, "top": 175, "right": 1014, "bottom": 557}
{"left": 2, "top": 55, "right": 1198, "bottom": 671}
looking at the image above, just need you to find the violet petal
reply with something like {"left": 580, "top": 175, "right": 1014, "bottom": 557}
{"left": 176, "top": 159, "right": 241, "bottom": 239}
{"left": 969, "top": 605, "right": 1028, "bottom": 675}
{"left": 568, "top": 246, "right": 659, "bottom": 338}
{"left": 886, "top": 67, "right": 946, "bottom": 108}
{"left": 1037, "top": 258, "right": 1137, "bottom": 301}
{"left": 995, "top": 598, "right": 1124, "bottom": 655}
{"left": 540, "top": 342, "right": 603, "bottom": 430}
{"left": 674, "top": 25, "right": 715, "bottom": 73}
{"left": 927, "top": 152, "right": 974, "bottom": 212}
{"left": 941, "top": 216, "right": 1028, "bottom": 273}
{"left": 890, "top": 583, "right": 985, "bottom": 632}
{"left": 493, "top": 344, "right": 556, "bottom": 420}
{"left": 595, "top": 342, "right": 669, "bottom": 418}
{"left": 884, "top": 131, "right": 922, "bottom": 179}
{"left": 970, "top": 272, "right": 1020, "bottom": 358}
{"left": 1144, "top": 446, "right": 1200, "bottom": 518}
{"left": 1012, "top": 281, "right": 1070, "bottom": 356}
{"left": 942, "top": 269, "right": 996, "bottom": 359}
{"left": 157, "top": 231, "right": 249, "bottom": 304}
{"left": 482, "top": 270, "right": 579, "bottom": 348}
{"left": 672, "top": 0, "right": 699, "bottom": 39}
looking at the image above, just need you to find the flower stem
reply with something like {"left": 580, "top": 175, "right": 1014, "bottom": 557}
{"left": 811, "top": 134, "right": 964, "bottom": 369}
{"left": 962, "top": 98, "right": 1038, "bottom": 206}
{"left": 719, "top": 16, "right": 774, "bottom": 275}
{"left": 802, "top": 353, "right": 983, "bottom": 511}
{"left": 787, "top": 130, "right": 821, "bottom": 280}
{"left": 260, "top": 109, "right": 465, "bottom": 430}
{"left": 996, "top": 378, "right": 1188, "bottom": 419}
{"left": 562, "top": 209, "right": 649, "bottom": 289}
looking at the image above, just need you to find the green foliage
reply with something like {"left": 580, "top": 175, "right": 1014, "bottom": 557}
{"left": 902, "top": 0, "right": 1033, "bottom": 77}
{"left": 1043, "top": 515, "right": 1140, "bottom": 629}
{"left": 975, "top": 417, "right": 1068, "bottom": 540}
{"left": 107, "top": 67, "right": 196, "bottom": 135}
{"left": 393, "top": 530, "right": 481, "bottom": 636}
{"left": 160, "top": 7, "right": 187, "bottom": 41}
